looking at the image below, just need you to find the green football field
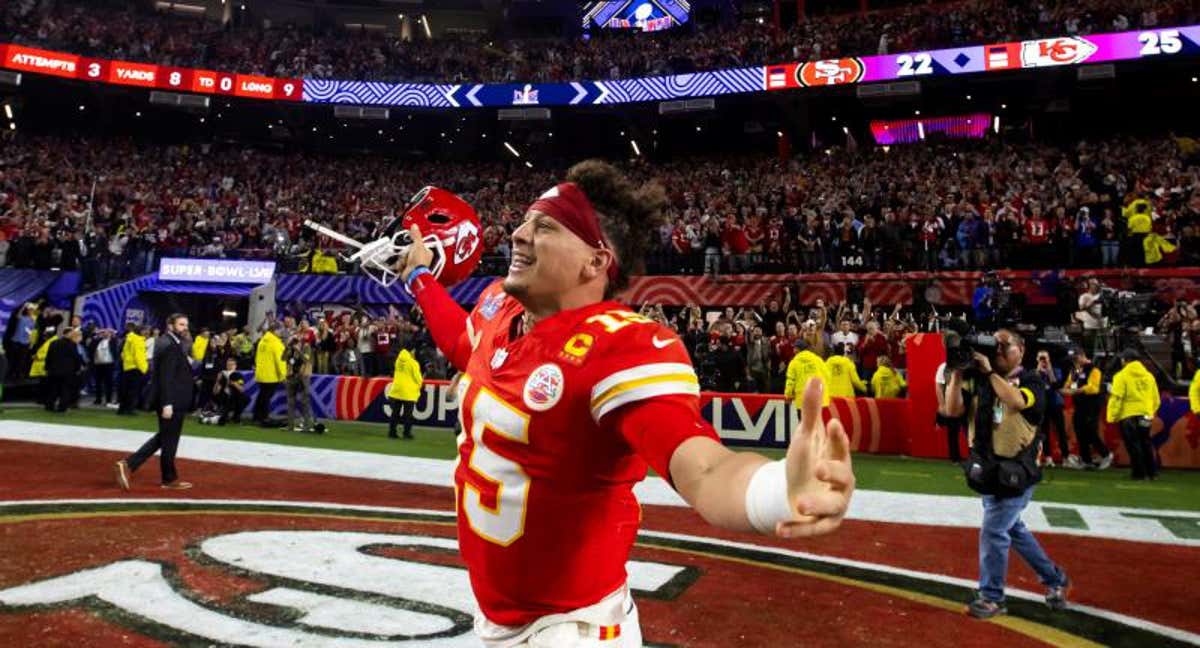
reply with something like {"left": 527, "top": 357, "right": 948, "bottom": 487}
{"left": 4, "top": 407, "right": 1198, "bottom": 511}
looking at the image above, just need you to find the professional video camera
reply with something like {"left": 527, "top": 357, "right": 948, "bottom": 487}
{"left": 1097, "top": 286, "right": 1154, "bottom": 329}
{"left": 942, "top": 318, "right": 998, "bottom": 373}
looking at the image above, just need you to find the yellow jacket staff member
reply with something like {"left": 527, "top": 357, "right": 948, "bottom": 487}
{"left": 122, "top": 329, "right": 148, "bottom": 374}
{"left": 191, "top": 331, "right": 210, "bottom": 363}
{"left": 386, "top": 346, "right": 424, "bottom": 440}
{"left": 785, "top": 338, "right": 831, "bottom": 409}
{"left": 1107, "top": 350, "right": 1161, "bottom": 480}
{"left": 871, "top": 356, "right": 907, "bottom": 399}
{"left": 1189, "top": 368, "right": 1200, "bottom": 414}
{"left": 29, "top": 334, "right": 57, "bottom": 378}
{"left": 825, "top": 351, "right": 866, "bottom": 399}
{"left": 254, "top": 330, "right": 288, "bottom": 384}
{"left": 387, "top": 348, "right": 424, "bottom": 402}
{"left": 252, "top": 327, "right": 288, "bottom": 425}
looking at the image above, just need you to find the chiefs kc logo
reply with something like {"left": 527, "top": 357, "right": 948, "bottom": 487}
{"left": 796, "top": 58, "right": 865, "bottom": 87}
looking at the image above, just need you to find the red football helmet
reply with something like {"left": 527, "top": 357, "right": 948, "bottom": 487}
{"left": 353, "top": 186, "right": 483, "bottom": 288}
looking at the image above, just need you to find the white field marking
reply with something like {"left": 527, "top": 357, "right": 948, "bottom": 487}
{"left": 0, "top": 498, "right": 1196, "bottom": 646}
{"left": 2, "top": 421, "right": 1199, "bottom": 547}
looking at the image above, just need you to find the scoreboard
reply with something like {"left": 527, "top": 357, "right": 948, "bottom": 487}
{"left": 2, "top": 24, "right": 1198, "bottom": 109}
{"left": 0, "top": 44, "right": 302, "bottom": 101}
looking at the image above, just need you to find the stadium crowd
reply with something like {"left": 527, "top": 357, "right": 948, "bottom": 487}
{"left": 1, "top": 0, "right": 1196, "bottom": 84}
{"left": 2, "top": 132, "right": 1198, "bottom": 287}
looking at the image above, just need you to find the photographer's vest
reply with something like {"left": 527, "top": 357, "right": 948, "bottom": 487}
{"left": 966, "top": 373, "right": 1040, "bottom": 459}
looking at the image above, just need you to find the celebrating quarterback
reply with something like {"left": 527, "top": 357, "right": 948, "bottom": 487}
{"left": 393, "top": 160, "right": 855, "bottom": 647}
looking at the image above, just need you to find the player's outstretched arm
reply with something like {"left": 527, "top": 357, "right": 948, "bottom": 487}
{"left": 668, "top": 378, "right": 855, "bottom": 538}
{"left": 399, "top": 225, "right": 473, "bottom": 371}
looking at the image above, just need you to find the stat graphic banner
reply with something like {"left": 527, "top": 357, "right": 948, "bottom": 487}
{"left": 2, "top": 25, "right": 1198, "bottom": 108}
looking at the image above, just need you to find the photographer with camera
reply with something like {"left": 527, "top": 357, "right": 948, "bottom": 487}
{"left": 1107, "top": 349, "right": 1161, "bottom": 481}
{"left": 283, "top": 334, "right": 317, "bottom": 434}
{"left": 943, "top": 329, "right": 1070, "bottom": 620}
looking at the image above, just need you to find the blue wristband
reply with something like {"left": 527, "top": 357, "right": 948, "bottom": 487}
{"left": 405, "top": 266, "right": 432, "bottom": 292}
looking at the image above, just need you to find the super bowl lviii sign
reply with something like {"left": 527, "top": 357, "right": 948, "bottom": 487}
{"left": 159, "top": 258, "right": 277, "bottom": 284}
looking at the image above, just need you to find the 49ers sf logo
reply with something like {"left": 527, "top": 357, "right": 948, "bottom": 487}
{"left": 796, "top": 58, "right": 865, "bottom": 87}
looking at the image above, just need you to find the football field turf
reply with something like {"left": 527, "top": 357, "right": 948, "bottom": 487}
{"left": 4, "top": 407, "right": 1197, "bottom": 512}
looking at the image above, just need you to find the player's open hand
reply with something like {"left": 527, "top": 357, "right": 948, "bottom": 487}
{"left": 399, "top": 224, "right": 433, "bottom": 282}
{"left": 778, "top": 377, "right": 855, "bottom": 539}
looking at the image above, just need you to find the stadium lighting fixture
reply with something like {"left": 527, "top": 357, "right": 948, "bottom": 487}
{"left": 914, "top": 110, "right": 921, "bottom": 115}
{"left": 1193, "top": 76, "right": 1198, "bottom": 82}
{"left": 221, "top": 310, "right": 237, "bottom": 318}
{"left": 378, "top": 129, "right": 383, "bottom": 135}
{"left": 135, "top": 111, "right": 141, "bottom": 117}
{"left": 8, "top": 123, "right": 14, "bottom": 131}
{"left": 312, "top": 127, "right": 317, "bottom": 132}
{"left": 78, "top": 105, "right": 85, "bottom": 111}
{"left": 842, "top": 126, "right": 848, "bottom": 134}
{"left": 398, "top": 14, "right": 404, "bottom": 19}
{"left": 620, "top": 131, "right": 625, "bottom": 136}
{"left": 776, "top": 131, "right": 783, "bottom": 137}
{"left": 482, "top": 133, "right": 487, "bottom": 138}
{"left": 421, "top": 15, "right": 431, "bottom": 38}
{"left": 200, "top": 117, "right": 205, "bottom": 123}
{"left": 882, "top": 146, "right": 890, "bottom": 153}
{"left": 993, "top": 116, "right": 1000, "bottom": 133}
{"left": 504, "top": 142, "right": 521, "bottom": 158}
{"left": 3, "top": 105, "right": 11, "bottom": 119}
{"left": 1001, "top": 103, "right": 1007, "bottom": 109}
{"left": 631, "top": 139, "right": 641, "bottom": 156}
{"left": 695, "top": 126, "right": 701, "bottom": 132}
{"left": 917, "top": 121, "right": 925, "bottom": 140}
{"left": 525, "top": 161, "right": 533, "bottom": 168}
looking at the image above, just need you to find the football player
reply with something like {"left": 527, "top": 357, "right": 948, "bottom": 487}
{"left": 398, "top": 161, "right": 854, "bottom": 647}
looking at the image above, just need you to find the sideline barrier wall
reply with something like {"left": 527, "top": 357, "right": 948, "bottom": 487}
{"left": 228, "top": 354, "right": 1199, "bottom": 467}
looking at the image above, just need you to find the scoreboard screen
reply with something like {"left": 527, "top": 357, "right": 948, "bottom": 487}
{"left": 582, "top": 0, "right": 690, "bottom": 32}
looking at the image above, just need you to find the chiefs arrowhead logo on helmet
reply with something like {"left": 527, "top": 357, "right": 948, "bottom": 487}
{"left": 364, "top": 187, "right": 483, "bottom": 288}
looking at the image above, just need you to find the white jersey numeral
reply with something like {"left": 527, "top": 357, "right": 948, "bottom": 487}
{"left": 459, "top": 379, "right": 532, "bottom": 546}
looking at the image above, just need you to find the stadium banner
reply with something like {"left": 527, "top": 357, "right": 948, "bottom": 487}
{"left": 4, "top": 24, "right": 1198, "bottom": 108}
{"left": 228, "top": 371, "right": 1200, "bottom": 466}
{"left": 621, "top": 267, "right": 1200, "bottom": 307}
{"left": 243, "top": 375, "right": 910, "bottom": 453}
{"left": 158, "top": 258, "right": 276, "bottom": 284}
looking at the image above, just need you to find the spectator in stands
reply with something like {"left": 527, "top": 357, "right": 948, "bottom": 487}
{"left": 858, "top": 320, "right": 890, "bottom": 381}
{"left": 5, "top": 306, "right": 36, "bottom": 379}
{"left": 745, "top": 326, "right": 772, "bottom": 393}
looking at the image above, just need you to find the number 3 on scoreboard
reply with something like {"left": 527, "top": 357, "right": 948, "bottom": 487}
{"left": 456, "top": 377, "right": 532, "bottom": 546}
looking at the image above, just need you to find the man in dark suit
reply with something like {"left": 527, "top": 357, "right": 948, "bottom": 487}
{"left": 46, "top": 328, "right": 84, "bottom": 412}
{"left": 115, "top": 313, "right": 195, "bottom": 490}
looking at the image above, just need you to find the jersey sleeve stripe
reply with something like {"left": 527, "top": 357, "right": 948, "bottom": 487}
{"left": 591, "top": 362, "right": 697, "bottom": 402}
{"left": 592, "top": 380, "right": 701, "bottom": 421}
{"left": 591, "top": 373, "right": 699, "bottom": 411}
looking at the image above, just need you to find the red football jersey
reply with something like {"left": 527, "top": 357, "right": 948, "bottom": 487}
{"left": 453, "top": 280, "right": 704, "bottom": 626}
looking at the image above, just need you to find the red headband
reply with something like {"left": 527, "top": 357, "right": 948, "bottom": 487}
{"left": 528, "top": 182, "right": 618, "bottom": 281}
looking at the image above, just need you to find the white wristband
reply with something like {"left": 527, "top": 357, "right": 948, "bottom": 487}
{"left": 744, "top": 459, "right": 795, "bottom": 535}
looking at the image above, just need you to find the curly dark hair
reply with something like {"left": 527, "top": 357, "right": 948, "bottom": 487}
{"left": 565, "top": 159, "right": 668, "bottom": 299}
